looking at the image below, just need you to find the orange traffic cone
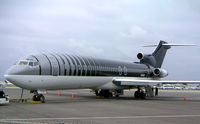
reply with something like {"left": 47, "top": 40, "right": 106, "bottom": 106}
{"left": 71, "top": 93, "right": 77, "bottom": 98}
{"left": 57, "top": 91, "right": 62, "bottom": 96}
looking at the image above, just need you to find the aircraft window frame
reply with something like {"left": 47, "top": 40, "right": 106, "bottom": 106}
{"left": 17, "top": 58, "right": 40, "bottom": 67}
{"left": 29, "top": 62, "right": 34, "bottom": 66}
{"left": 18, "top": 60, "right": 29, "bottom": 66}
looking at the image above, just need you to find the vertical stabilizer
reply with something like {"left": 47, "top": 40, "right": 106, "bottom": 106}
{"left": 139, "top": 40, "right": 195, "bottom": 68}
{"left": 152, "top": 41, "right": 171, "bottom": 68}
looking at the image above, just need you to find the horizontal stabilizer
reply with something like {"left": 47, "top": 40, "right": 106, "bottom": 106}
{"left": 140, "top": 40, "right": 197, "bottom": 68}
{"left": 143, "top": 43, "right": 196, "bottom": 47}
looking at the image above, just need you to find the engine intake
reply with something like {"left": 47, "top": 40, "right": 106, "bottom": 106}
{"left": 137, "top": 53, "right": 157, "bottom": 67}
{"left": 153, "top": 68, "right": 168, "bottom": 78}
{"left": 137, "top": 53, "right": 144, "bottom": 60}
{"left": 137, "top": 53, "right": 150, "bottom": 60}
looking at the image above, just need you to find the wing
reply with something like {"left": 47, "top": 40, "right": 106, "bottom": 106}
{"left": 113, "top": 78, "right": 200, "bottom": 86}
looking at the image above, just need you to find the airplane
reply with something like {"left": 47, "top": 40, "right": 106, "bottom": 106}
{"left": 4, "top": 40, "right": 200, "bottom": 102}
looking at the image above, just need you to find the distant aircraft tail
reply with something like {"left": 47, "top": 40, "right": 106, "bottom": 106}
{"left": 137, "top": 40, "right": 195, "bottom": 68}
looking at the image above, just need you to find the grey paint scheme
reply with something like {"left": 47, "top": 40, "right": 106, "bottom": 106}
{"left": 8, "top": 54, "right": 150, "bottom": 77}
{"left": 7, "top": 41, "right": 193, "bottom": 90}
{"left": 4, "top": 53, "right": 152, "bottom": 90}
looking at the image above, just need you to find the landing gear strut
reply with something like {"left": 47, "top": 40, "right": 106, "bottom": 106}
{"left": 134, "top": 88, "right": 146, "bottom": 99}
{"left": 95, "top": 90, "right": 113, "bottom": 98}
{"left": 155, "top": 87, "right": 158, "bottom": 96}
{"left": 31, "top": 90, "right": 45, "bottom": 103}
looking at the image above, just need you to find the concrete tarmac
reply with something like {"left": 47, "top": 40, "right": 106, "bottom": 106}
{"left": 1, "top": 88, "right": 200, "bottom": 124}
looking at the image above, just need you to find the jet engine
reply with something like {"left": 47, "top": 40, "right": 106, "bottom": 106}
{"left": 137, "top": 53, "right": 157, "bottom": 67}
{"left": 153, "top": 68, "right": 168, "bottom": 78}
{"left": 137, "top": 53, "right": 149, "bottom": 60}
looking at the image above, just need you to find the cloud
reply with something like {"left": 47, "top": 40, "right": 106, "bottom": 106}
{"left": 0, "top": 0, "right": 200, "bottom": 81}
{"left": 120, "top": 26, "right": 147, "bottom": 39}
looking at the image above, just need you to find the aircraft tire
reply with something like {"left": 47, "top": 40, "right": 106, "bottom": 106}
{"left": 115, "top": 95, "right": 119, "bottom": 98}
{"left": 140, "top": 92, "right": 146, "bottom": 99}
{"left": 99, "top": 90, "right": 112, "bottom": 98}
{"left": 39, "top": 94, "right": 45, "bottom": 103}
{"left": 32, "top": 94, "right": 45, "bottom": 102}
{"left": 134, "top": 91, "right": 140, "bottom": 99}
{"left": 32, "top": 95, "right": 40, "bottom": 101}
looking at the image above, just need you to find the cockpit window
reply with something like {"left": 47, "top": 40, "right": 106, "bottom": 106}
{"left": 29, "top": 62, "right": 34, "bottom": 66}
{"left": 18, "top": 61, "right": 28, "bottom": 65}
{"left": 29, "top": 62, "right": 39, "bottom": 66}
{"left": 17, "top": 60, "right": 39, "bottom": 67}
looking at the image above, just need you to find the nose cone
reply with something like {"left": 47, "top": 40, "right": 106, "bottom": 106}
{"left": 5, "top": 65, "right": 25, "bottom": 75}
{"left": 4, "top": 66, "right": 19, "bottom": 84}
{"left": 4, "top": 73, "right": 24, "bottom": 89}
{"left": 4, "top": 65, "right": 29, "bottom": 89}
{"left": 4, "top": 65, "right": 28, "bottom": 84}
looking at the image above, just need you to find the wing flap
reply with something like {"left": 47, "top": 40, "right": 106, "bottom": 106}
{"left": 113, "top": 78, "right": 160, "bottom": 86}
{"left": 113, "top": 78, "right": 200, "bottom": 86}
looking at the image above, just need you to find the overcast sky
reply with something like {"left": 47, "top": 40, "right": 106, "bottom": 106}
{"left": 0, "top": 0, "right": 200, "bottom": 81}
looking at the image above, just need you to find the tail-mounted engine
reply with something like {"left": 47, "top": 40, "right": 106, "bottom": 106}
{"left": 137, "top": 53, "right": 168, "bottom": 78}
{"left": 153, "top": 68, "right": 168, "bottom": 78}
{"left": 137, "top": 53, "right": 157, "bottom": 67}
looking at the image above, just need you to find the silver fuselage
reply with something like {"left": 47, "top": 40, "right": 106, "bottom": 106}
{"left": 4, "top": 54, "right": 155, "bottom": 90}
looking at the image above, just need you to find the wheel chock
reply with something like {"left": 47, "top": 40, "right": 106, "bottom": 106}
{"left": 96, "top": 96, "right": 104, "bottom": 99}
{"left": 27, "top": 101, "right": 44, "bottom": 104}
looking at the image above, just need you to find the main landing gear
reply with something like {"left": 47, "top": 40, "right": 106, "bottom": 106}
{"left": 95, "top": 89, "right": 124, "bottom": 98}
{"left": 134, "top": 88, "right": 146, "bottom": 99}
{"left": 134, "top": 86, "right": 159, "bottom": 99}
{"left": 95, "top": 90, "right": 113, "bottom": 98}
{"left": 31, "top": 90, "right": 45, "bottom": 103}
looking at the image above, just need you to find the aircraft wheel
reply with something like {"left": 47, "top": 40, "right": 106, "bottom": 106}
{"left": 108, "top": 92, "right": 113, "bottom": 98}
{"left": 99, "top": 90, "right": 112, "bottom": 98}
{"left": 115, "top": 94, "right": 119, "bottom": 98}
{"left": 95, "top": 90, "right": 99, "bottom": 96}
{"left": 32, "top": 95, "right": 40, "bottom": 101}
{"left": 39, "top": 94, "right": 45, "bottom": 103}
{"left": 140, "top": 92, "right": 146, "bottom": 99}
{"left": 134, "top": 91, "right": 140, "bottom": 99}
{"left": 103, "top": 90, "right": 110, "bottom": 98}
{"left": 32, "top": 94, "right": 45, "bottom": 102}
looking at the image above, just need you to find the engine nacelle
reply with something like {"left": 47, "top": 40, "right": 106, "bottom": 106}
{"left": 137, "top": 53, "right": 149, "bottom": 60}
{"left": 137, "top": 53, "right": 157, "bottom": 67}
{"left": 153, "top": 68, "right": 168, "bottom": 78}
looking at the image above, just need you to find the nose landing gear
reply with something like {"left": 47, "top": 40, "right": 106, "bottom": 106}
{"left": 31, "top": 90, "right": 45, "bottom": 103}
